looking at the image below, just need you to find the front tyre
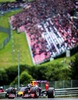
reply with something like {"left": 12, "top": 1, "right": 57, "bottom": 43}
{"left": 30, "top": 87, "right": 40, "bottom": 98}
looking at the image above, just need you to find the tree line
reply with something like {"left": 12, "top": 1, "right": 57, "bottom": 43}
{"left": 0, "top": 53, "right": 78, "bottom": 86}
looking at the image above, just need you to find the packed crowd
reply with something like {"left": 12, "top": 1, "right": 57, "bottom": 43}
{"left": 10, "top": 0, "right": 75, "bottom": 29}
{"left": 9, "top": 0, "right": 78, "bottom": 64}
{"left": 0, "top": 1, "right": 28, "bottom": 11}
{"left": 0, "top": 2, "right": 20, "bottom": 11}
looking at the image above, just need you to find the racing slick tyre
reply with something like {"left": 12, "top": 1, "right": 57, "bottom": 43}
{"left": 8, "top": 94, "right": 16, "bottom": 99}
{"left": 30, "top": 87, "right": 40, "bottom": 98}
{"left": 47, "top": 87, "right": 55, "bottom": 98}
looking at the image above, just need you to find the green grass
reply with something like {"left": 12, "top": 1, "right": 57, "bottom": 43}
{"left": 0, "top": 32, "right": 8, "bottom": 44}
{"left": 0, "top": 9, "right": 33, "bottom": 68}
{"left": 0, "top": 0, "right": 15, "bottom": 2}
{"left": 11, "top": 30, "right": 33, "bottom": 66}
{"left": 0, "top": 10, "right": 22, "bottom": 28}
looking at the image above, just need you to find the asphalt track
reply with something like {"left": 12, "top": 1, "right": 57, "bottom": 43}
{"left": 1, "top": 97, "right": 78, "bottom": 100}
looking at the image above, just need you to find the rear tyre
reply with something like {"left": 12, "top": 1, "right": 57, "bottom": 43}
{"left": 47, "top": 88, "right": 55, "bottom": 98}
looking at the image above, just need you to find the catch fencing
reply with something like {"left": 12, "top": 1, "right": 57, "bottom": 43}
{"left": 2, "top": 80, "right": 78, "bottom": 90}
{"left": 49, "top": 80, "right": 78, "bottom": 89}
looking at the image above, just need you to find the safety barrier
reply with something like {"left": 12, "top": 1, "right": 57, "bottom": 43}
{"left": 55, "top": 87, "right": 78, "bottom": 97}
{"left": 0, "top": 92, "right": 6, "bottom": 98}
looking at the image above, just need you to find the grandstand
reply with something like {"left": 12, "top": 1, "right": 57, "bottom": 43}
{"left": 1, "top": 0, "right": 78, "bottom": 65}
{"left": 9, "top": 0, "right": 78, "bottom": 65}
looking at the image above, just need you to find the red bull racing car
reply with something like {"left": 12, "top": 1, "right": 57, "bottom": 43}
{"left": 5, "top": 87, "right": 16, "bottom": 99}
{"left": 22, "top": 80, "right": 55, "bottom": 98}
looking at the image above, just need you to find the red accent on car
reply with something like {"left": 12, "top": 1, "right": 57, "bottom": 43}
{"left": 31, "top": 93, "right": 35, "bottom": 97}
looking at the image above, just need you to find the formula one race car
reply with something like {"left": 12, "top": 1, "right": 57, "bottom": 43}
{"left": 0, "top": 86, "right": 4, "bottom": 93}
{"left": 17, "top": 86, "right": 27, "bottom": 97}
{"left": 22, "top": 80, "right": 55, "bottom": 98}
{"left": 5, "top": 87, "right": 16, "bottom": 99}
{"left": 22, "top": 86, "right": 41, "bottom": 98}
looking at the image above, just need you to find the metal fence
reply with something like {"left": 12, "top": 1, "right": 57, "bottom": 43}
{"left": 1, "top": 80, "right": 78, "bottom": 90}
{"left": 36, "top": 80, "right": 78, "bottom": 90}
{"left": 49, "top": 80, "right": 78, "bottom": 89}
